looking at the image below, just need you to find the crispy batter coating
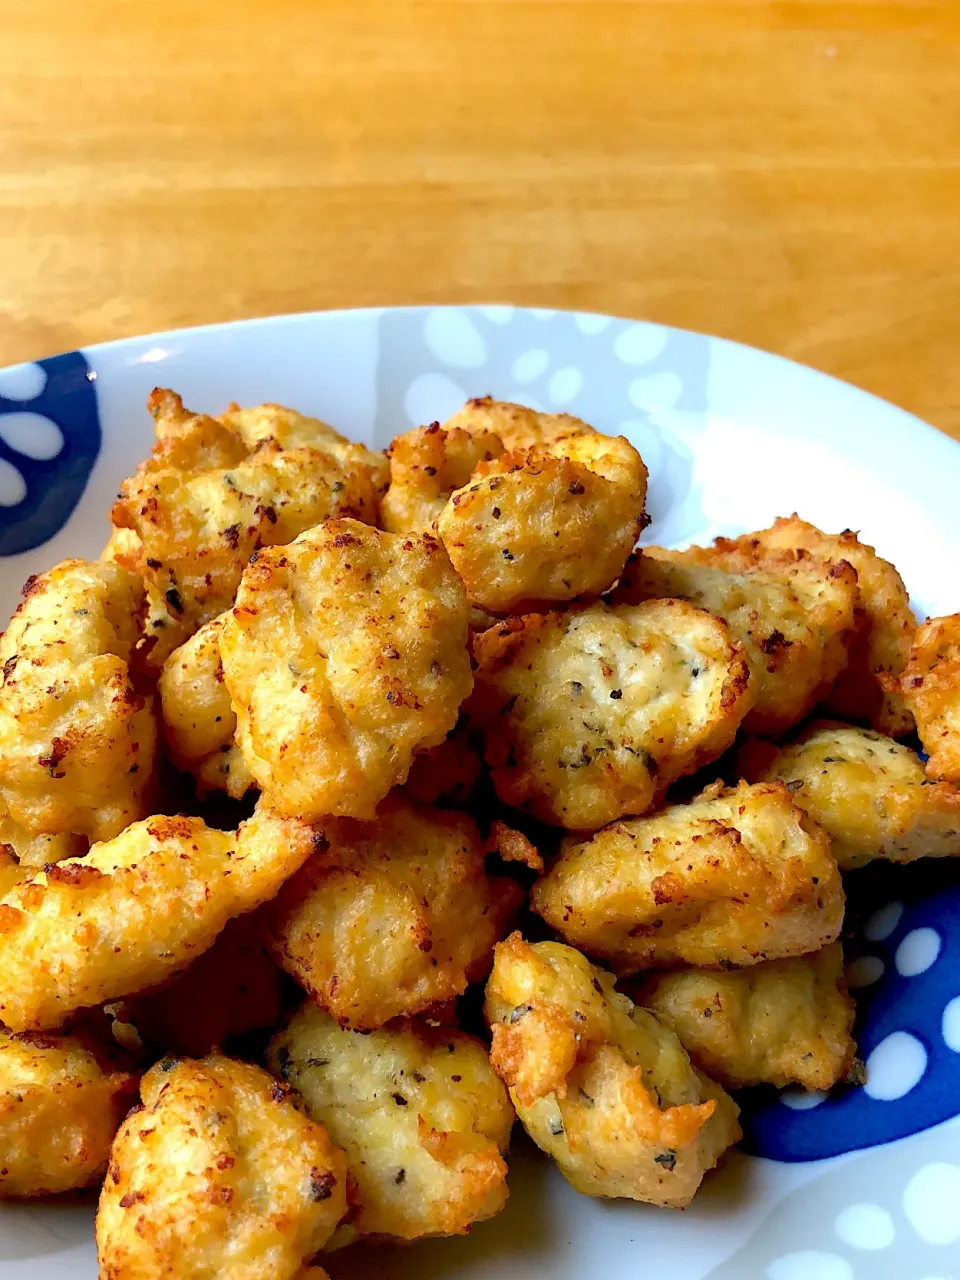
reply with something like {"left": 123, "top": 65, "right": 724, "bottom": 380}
{"left": 158, "top": 614, "right": 253, "bottom": 798}
{"left": 900, "top": 613, "right": 960, "bottom": 782}
{"left": 442, "top": 397, "right": 594, "bottom": 452}
{"left": 402, "top": 724, "right": 484, "bottom": 806}
{"left": 0, "top": 1025, "right": 140, "bottom": 1197}
{"left": 740, "top": 720, "right": 960, "bottom": 870}
{"left": 96, "top": 1054, "right": 347, "bottom": 1280}
{"left": 0, "top": 559, "right": 157, "bottom": 843}
{"left": 472, "top": 599, "right": 754, "bottom": 830}
{"left": 102, "top": 525, "right": 143, "bottom": 567}
{"left": 612, "top": 548, "right": 857, "bottom": 736}
{"left": 268, "top": 1004, "right": 513, "bottom": 1243}
{"left": 261, "top": 795, "right": 522, "bottom": 1029}
{"left": 635, "top": 943, "right": 857, "bottom": 1091}
{"left": 0, "top": 812, "right": 312, "bottom": 1031}
{"left": 111, "top": 390, "right": 385, "bottom": 670}
{"left": 484, "top": 935, "right": 739, "bottom": 1206}
{"left": 220, "top": 519, "right": 472, "bottom": 821}
{"left": 118, "top": 916, "right": 285, "bottom": 1057}
{"left": 684, "top": 515, "right": 914, "bottom": 736}
{"left": 381, "top": 423, "right": 505, "bottom": 535}
{"left": 532, "top": 781, "right": 844, "bottom": 972}
{"left": 437, "top": 433, "right": 647, "bottom": 613}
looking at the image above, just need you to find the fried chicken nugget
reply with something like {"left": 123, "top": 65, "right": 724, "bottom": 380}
{"left": 111, "top": 390, "right": 385, "bottom": 670}
{"left": 900, "top": 613, "right": 960, "bottom": 782}
{"left": 472, "top": 599, "right": 754, "bottom": 830}
{"left": 0, "top": 559, "right": 157, "bottom": 843}
{"left": 442, "top": 396, "right": 594, "bottom": 452}
{"left": 220, "top": 519, "right": 472, "bottom": 821}
{"left": 685, "top": 516, "right": 914, "bottom": 736}
{"left": 484, "top": 934, "right": 740, "bottom": 1207}
{"left": 611, "top": 549, "right": 857, "bottom": 736}
{"left": 260, "top": 796, "right": 523, "bottom": 1029}
{"left": 381, "top": 422, "right": 505, "bottom": 535}
{"left": 437, "top": 433, "right": 648, "bottom": 613}
{"left": 0, "top": 1025, "right": 140, "bottom": 1197}
{"left": 268, "top": 1004, "right": 514, "bottom": 1243}
{"left": 118, "top": 916, "right": 285, "bottom": 1057}
{"left": 740, "top": 720, "right": 960, "bottom": 870}
{"left": 0, "top": 812, "right": 312, "bottom": 1032}
{"left": 96, "top": 1054, "right": 347, "bottom": 1280}
{"left": 634, "top": 943, "right": 857, "bottom": 1091}
{"left": 158, "top": 614, "right": 253, "bottom": 798}
{"left": 531, "top": 781, "right": 844, "bottom": 972}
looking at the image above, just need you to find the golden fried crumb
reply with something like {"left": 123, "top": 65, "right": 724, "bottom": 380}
{"left": 532, "top": 781, "right": 844, "bottom": 972}
{"left": 0, "top": 559, "right": 157, "bottom": 842}
{"left": 220, "top": 519, "right": 472, "bottom": 821}
{"left": 96, "top": 1055, "right": 346, "bottom": 1280}
{"left": 268, "top": 1004, "right": 513, "bottom": 1243}
{"left": 0, "top": 1025, "right": 140, "bottom": 1197}
{"left": 261, "top": 796, "right": 522, "bottom": 1029}
{"left": 635, "top": 943, "right": 857, "bottom": 1090}
{"left": 472, "top": 599, "right": 754, "bottom": 830}
{"left": 484, "top": 934, "right": 740, "bottom": 1206}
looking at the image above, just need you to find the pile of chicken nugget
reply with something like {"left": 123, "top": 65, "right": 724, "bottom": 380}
{"left": 2, "top": 391, "right": 959, "bottom": 1277}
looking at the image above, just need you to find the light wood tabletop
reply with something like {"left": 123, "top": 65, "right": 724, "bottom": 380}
{"left": 1, "top": 2, "right": 958, "bottom": 435}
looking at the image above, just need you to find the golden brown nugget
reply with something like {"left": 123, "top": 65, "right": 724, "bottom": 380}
{"left": 118, "top": 916, "right": 285, "bottom": 1057}
{"left": 437, "top": 432, "right": 648, "bottom": 613}
{"left": 484, "top": 935, "right": 739, "bottom": 1207}
{"left": 0, "top": 812, "right": 312, "bottom": 1032}
{"left": 96, "top": 1055, "right": 347, "bottom": 1280}
{"left": 0, "top": 560, "right": 157, "bottom": 843}
{"left": 741, "top": 720, "right": 960, "bottom": 870}
{"left": 261, "top": 796, "right": 522, "bottom": 1029}
{"left": 442, "top": 396, "right": 595, "bottom": 452}
{"left": 381, "top": 422, "right": 505, "bottom": 535}
{"left": 472, "top": 598, "right": 754, "bottom": 831}
{"left": 0, "top": 1026, "right": 140, "bottom": 1197}
{"left": 220, "top": 519, "right": 473, "bottom": 821}
{"left": 686, "top": 515, "right": 915, "bottom": 736}
{"left": 900, "top": 613, "right": 960, "bottom": 782}
{"left": 612, "top": 548, "right": 857, "bottom": 736}
{"left": 635, "top": 943, "right": 857, "bottom": 1091}
{"left": 111, "top": 390, "right": 385, "bottom": 669}
{"left": 268, "top": 1004, "right": 513, "bottom": 1244}
{"left": 532, "top": 781, "right": 844, "bottom": 972}
{"left": 158, "top": 614, "right": 253, "bottom": 798}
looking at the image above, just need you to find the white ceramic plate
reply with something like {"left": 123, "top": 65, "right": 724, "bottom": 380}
{"left": 2, "top": 306, "right": 960, "bottom": 1279}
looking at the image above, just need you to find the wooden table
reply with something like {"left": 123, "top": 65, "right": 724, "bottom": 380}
{"left": 1, "top": 2, "right": 958, "bottom": 435}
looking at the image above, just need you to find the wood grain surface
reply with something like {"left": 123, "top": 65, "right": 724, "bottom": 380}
{"left": 0, "top": 2, "right": 957, "bottom": 434}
